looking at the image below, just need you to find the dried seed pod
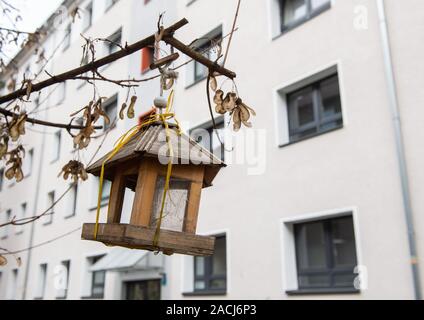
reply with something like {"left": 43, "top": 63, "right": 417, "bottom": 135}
{"left": 213, "top": 90, "right": 224, "bottom": 105}
{"left": 215, "top": 103, "right": 226, "bottom": 114}
{"left": 0, "top": 142, "right": 7, "bottom": 158}
{"left": 9, "top": 123, "right": 20, "bottom": 141}
{"left": 26, "top": 81, "right": 32, "bottom": 100}
{"left": 0, "top": 255, "right": 7, "bottom": 266}
{"left": 119, "top": 102, "right": 127, "bottom": 120}
{"left": 238, "top": 102, "right": 251, "bottom": 122}
{"left": 15, "top": 167, "right": 24, "bottom": 182}
{"left": 5, "top": 167, "right": 15, "bottom": 180}
{"left": 223, "top": 92, "right": 237, "bottom": 112}
{"left": 17, "top": 113, "right": 27, "bottom": 136}
{"left": 210, "top": 76, "right": 218, "bottom": 92}
{"left": 127, "top": 96, "right": 137, "bottom": 119}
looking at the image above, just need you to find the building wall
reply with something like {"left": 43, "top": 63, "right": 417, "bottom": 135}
{"left": 0, "top": 0, "right": 423, "bottom": 300}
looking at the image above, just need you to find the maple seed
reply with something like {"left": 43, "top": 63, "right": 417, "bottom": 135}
{"left": 119, "top": 102, "right": 127, "bottom": 120}
{"left": 127, "top": 96, "right": 137, "bottom": 119}
{"left": 0, "top": 255, "right": 7, "bottom": 266}
{"left": 210, "top": 76, "right": 218, "bottom": 92}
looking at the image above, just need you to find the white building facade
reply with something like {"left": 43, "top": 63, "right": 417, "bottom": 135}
{"left": 0, "top": 0, "right": 423, "bottom": 300}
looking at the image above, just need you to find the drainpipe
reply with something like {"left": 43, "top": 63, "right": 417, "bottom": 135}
{"left": 21, "top": 109, "right": 47, "bottom": 300}
{"left": 376, "top": 0, "right": 421, "bottom": 300}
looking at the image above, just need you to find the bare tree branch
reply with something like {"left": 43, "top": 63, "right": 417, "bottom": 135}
{"left": 0, "top": 18, "right": 189, "bottom": 105}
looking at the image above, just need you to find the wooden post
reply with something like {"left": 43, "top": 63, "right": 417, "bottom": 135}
{"left": 107, "top": 170, "right": 126, "bottom": 223}
{"left": 130, "top": 160, "right": 157, "bottom": 227}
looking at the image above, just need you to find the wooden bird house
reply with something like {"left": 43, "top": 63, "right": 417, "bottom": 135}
{"left": 81, "top": 122, "right": 225, "bottom": 256}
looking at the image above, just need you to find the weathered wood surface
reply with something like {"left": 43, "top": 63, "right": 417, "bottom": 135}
{"left": 81, "top": 223, "right": 215, "bottom": 256}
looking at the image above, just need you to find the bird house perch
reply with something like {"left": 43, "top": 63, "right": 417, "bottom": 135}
{"left": 81, "top": 122, "right": 225, "bottom": 256}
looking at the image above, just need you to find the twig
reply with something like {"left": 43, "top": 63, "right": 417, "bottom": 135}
{"left": 0, "top": 18, "right": 189, "bottom": 105}
{"left": 0, "top": 108, "right": 103, "bottom": 130}
{"left": 223, "top": 0, "right": 241, "bottom": 67}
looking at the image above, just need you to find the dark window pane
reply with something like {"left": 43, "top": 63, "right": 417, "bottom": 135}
{"left": 210, "top": 279, "right": 226, "bottom": 290}
{"left": 296, "top": 221, "right": 327, "bottom": 269}
{"left": 193, "top": 235, "right": 227, "bottom": 292}
{"left": 333, "top": 273, "right": 356, "bottom": 288}
{"left": 195, "top": 257, "right": 205, "bottom": 277}
{"left": 291, "top": 87, "right": 315, "bottom": 126}
{"left": 331, "top": 217, "right": 357, "bottom": 268}
{"left": 319, "top": 76, "right": 341, "bottom": 120}
{"left": 320, "top": 118, "right": 343, "bottom": 131}
{"left": 283, "top": 0, "right": 307, "bottom": 26}
{"left": 298, "top": 275, "right": 331, "bottom": 288}
{"left": 294, "top": 215, "right": 358, "bottom": 290}
{"left": 212, "top": 237, "right": 227, "bottom": 276}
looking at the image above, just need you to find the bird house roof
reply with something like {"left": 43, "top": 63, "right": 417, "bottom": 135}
{"left": 86, "top": 122, "right": 225, "bottom": 187}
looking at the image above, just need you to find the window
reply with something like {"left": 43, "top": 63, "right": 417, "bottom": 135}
{"left": 90, "top": 255, "right": 106, "bottom": 298}
{"left": 107, "top": 29, "right": 122, "bottom": 55}
{"left": 103, "top": 95, "right": 118, "bottom": 131}
{"left": 193, "top": 235, "right": 227, "bottom": 293}
{"left": 15, "top": 203, "right": 26, "bottom": 235}
{"left": 56, "top": 82, "right": 66, "bottom": 104}
{"left": 63, "top": 24, "right": 72, "bottom": 50}
{"left": 188, "top": 27, "right": 222, "bottom": 85}
{"left": 9, "top": 269, "right": 18, "bottom": 300}
{"left": 0, "top": 169, "right": 4, "bottom": 191}
{"left": 287, "top": 74, "right": 342, "bottom": 143}
{"left": 44, "top": 191, "right": 55, "bottom": 225}
{"left": 35, "top": 264, "right": 48, "bottom": 299}
{"left": 23, "top": 148, "right": 34, "bottom": 177}
{"left": 125, "top": 280, "right": 161, "bottom": 300}
{"left": 1, "top": 209, "right": 11, "bottom": 239}
{"left": 82, "top": 2, "right": 93, "bottom": 31}
{"left": 190, "top": 119, "right": 225, "bottom": 161}
{"left": 141, "top": 47, "right": 154, "bottom": 74}
{"left": 105, "top": 0, "right": 119, "bottom": 11}
{"left": 94, "top": 178, "right": 112, "bottom": 208}
{"left": 56, "top": 260, "right": 70, "bottom": 299}
{"left": 151, "top": 177, "right": 190, "bottom": 232}
{"left": 294, "top": 216, "right": 358, "bottom": 290}
{"left": 279, "top": 0, "right": 331, "bottom": 32}
{"left": 52, "top": 131, "right": 61, "bottom": 162}
{"left": 66, "top": 184, "right": 78, "bottom": 218}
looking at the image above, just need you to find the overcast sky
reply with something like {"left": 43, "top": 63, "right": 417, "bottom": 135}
{"left": 1, "top": 0, "right": 63, "bottom": 62}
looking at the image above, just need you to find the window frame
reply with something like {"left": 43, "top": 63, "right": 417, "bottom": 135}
{"left": 56, "top": 260, "right": 71, "bottom": 299}
{"left": 65, "top": 184, "right": 78, "bottom": 219}
{"left": 15, "top": 202, "right": 27, "bottom": 235}
{"left": 102, "top": 94, "right": 118, "bottom": 131}
{"left": 51, "top": 130, "right": 62, "bottom": 163}
{"left": 279, "top": 0, "right": 332, "bottom": 34}
{"left": 186, "top": 26, "right": 223, "bottom": 88}
{"left": 287, "top": 74, "right": 342, "bottom": 143}
{"left": 44, "top": 191, "right": 55, "bottom": 226}
{"left": 190, "top": 117, "right": 226, "bottom": 162}
{"left": 105, "top": 0, "right": 119, "bottom": 12}
{"left": 83, "top": 2, "right": 93, "bottom": 32}
{"left": 1, "top": 209, "right": 12, "bottom": 239}
{"left": 106, "top": 29, "right": 122, "bottom": 55}
{"left": 34, "top": 263, "right": 48, "bottom": 300}
{"left": 293, "top": 216, "right": 358, "bottom": 291}
{"left": 63, "top": 24, "right": 72, "bottom": 51}
{"left": 0, "top": 168, "right": 4, "bottom": 191}
{"left": 90, "top": 255, "right": 106, "bottom": 299}
{"left": 193, "top": 235, "right": 227, "bottom": 294}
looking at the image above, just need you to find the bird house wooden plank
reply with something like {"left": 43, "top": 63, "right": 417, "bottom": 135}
{"left": 81, "top": 122, "right": 225, "bottom": 256}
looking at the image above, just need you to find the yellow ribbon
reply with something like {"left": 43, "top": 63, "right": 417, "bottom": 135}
{"left": 94, "top": 90, "right": 181, "bottom": 250}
